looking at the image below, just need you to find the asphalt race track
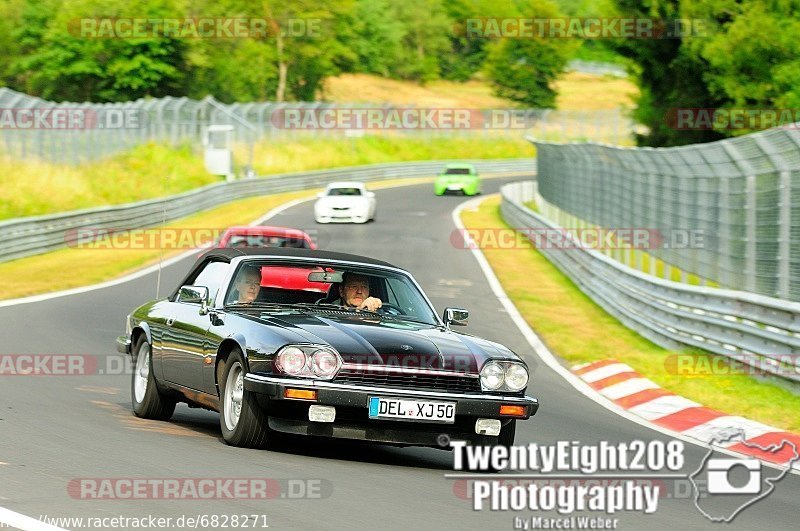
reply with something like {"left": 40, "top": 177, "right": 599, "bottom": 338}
{"left": 0, "top": 176, "right": 797, "bottom": 530}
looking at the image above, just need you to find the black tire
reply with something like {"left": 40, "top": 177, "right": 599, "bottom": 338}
{"left": 497, "top": 420, "right": 516, "bottom": 448}
{"left": 219, "top": 349, "right": 273, "bottom": 448}
{"left": 131, "top": 336, "right": 176, "bottom": 420}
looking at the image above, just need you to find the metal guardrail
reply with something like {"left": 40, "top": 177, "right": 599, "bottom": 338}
{"left": 0, "top": 159, "right": 535, "bottom": 263}
{"left": 501, "top": 181, "right": 800, "bottom": 382}
{"left": 530, "top": 128, "right": 800, "bottom": 301}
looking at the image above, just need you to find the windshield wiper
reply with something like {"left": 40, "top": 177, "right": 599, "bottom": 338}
{"left": 286, "top": 302, "right": 388, "bottom": 318}
{"left": 226, "top": 302, "right": 301, "bottom": 311}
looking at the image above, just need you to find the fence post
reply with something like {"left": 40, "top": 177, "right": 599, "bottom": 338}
{"left": 754, "top": 134, "right": 792, "bottom": 298}
{"left": 721, "top": 142, "right": 756, "bottom": 292}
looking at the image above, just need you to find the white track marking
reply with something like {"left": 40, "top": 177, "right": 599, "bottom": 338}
{"left": 580, "top": 362, "right": 634, "bottom": 383}
{"left": 451, "top": 194, "right": 799, "bottom": 475}
{"left": 599, "top": 378, "right": 660, "bottom": 400}
{"left": 627, "top": 395, "right": 700, "bottom": 420}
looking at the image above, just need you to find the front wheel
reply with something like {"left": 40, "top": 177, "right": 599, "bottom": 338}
{"left": 131, "top": 337, "right": 176, "bottom": 420}
{"left": 219, "top": 349, "right": 273, "bottom": 448}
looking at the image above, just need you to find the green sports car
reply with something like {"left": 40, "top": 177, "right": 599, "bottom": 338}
{"left": 434, "top": 163, "right": 481, "bottom": 196}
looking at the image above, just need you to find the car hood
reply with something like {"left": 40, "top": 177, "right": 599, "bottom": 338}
{"left": 255, "top": 313, "right": 517, "bottom": 373}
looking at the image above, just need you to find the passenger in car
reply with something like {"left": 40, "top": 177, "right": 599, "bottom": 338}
{"left": 232, "top": 266, "right": 262, "bottom": 304}
{"left": 333, "top": 272, "right": 383, "bottom": 312}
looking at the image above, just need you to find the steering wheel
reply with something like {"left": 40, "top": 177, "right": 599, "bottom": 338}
{"left": 377, "top": 303, "right": 405, "bottom": 316}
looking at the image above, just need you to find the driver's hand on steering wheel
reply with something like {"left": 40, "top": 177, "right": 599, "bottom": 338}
{"left": 357, "top": 296, "right": 383, "bottom": 312}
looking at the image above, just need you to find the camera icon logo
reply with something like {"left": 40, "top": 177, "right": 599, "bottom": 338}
{"left": 689, "top": 427, "right": 799, "bottom": 523}
{"left": 706, "top": 458, "right": 761, "bottom": 495}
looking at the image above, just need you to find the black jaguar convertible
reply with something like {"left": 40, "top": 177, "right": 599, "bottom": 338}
{"left": 117, "top": 248, "right": 538, "bottom": 449}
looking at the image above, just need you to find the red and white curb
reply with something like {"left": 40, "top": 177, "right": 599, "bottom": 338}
{"left": 573, "top": 359, "right": 800, "bottom": 470}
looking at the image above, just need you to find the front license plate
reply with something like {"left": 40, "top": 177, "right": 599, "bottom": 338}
{"left": 368, "top": 396, "right": 456, "bottom": 423}
{"left": 447, "top": 185, "right": 463, "bottom": 191}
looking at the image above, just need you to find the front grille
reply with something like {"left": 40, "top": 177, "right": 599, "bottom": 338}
{"left": 334, "top": 368, "right": 481, "bottom": 394}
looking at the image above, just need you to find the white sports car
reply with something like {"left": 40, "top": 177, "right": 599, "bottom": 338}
{"left": 314, "top": 182, "right": 377, "bottom": 224}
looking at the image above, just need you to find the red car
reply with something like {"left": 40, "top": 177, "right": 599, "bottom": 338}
{"left": 218, "top": 226, "right": 317, "bottom": 250}
{"left": 216, "top": 226, "right": 325, "bottom": 292}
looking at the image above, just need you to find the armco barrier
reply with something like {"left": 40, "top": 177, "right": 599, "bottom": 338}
{"left": 0, "top": 159, "right": 535, "bottom": 263}
{"left": 500, "top": 181, "right": 800, "bottom": 382}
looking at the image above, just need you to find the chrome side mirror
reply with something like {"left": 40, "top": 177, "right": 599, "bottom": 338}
{"left": 178, "top": 285, "right": 210, "bottom": 315}
{"left": 443, "top": 307, "right": 469, "bottom": 327}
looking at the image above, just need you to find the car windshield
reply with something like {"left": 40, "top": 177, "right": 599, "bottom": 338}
{"left": 226, "top": 235, "right": 309, "bottom": 248}
{"left": 224, "top": 260, "right": 439, "bottom": 325}
{"left": 444, "top": 168, "right": 471, "bottom": 175}
{"left": 327, "top": 187, "right": 362, "bottom": 196}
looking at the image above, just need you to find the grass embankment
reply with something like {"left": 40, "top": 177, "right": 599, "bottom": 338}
{"left": 0, "top": 143, "right": 213, "bottom": 220}
{"left": 323, "top": 73, "right": 516, "bottom": 108}
{"left": 324, "top": 72, "right": 638, "bottom": 111}
{"left": 0, "top": 136, "right": 532, "bottom": 221}
{"left": 239, "top": 135, "right": 533, "bottom": 177}
{"left": 554, "top": 72, "right": 636, "bottom": 111}
{"left": 462, "top": 196, "right": 800, "bottom": 432}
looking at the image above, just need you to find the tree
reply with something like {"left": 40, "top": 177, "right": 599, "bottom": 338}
{"left": 345, "top": 0, "right": 404, "bottom": 77}
{"left": 258, "top": 0, "right": 353, "bottom": 101}
{"left": 610, "top": 0, "right": 724, "bottom": 145}
{"left": 684, "top": 0, "right": 800, "bottom": 134}
{"left": 391, "top": 0, "right": 453, "bottom": 82}
{"left": 439, "top": 0, "right": 492, "bottom": 81}
{"left": 483, "top": 0, "right": 575, "bottom": 108}
{"left": 16, "top": 0, "right": 189, "bottom": 101}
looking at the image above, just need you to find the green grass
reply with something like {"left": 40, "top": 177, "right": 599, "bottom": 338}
{"left": 238, "top": 134, "right": 533, "bottom": 176}
{"left": 462, "top": 196, "right": 800, "bottom": 432}
{"left": 0, "top": 136, "right": 533, "bottom": 221}
{"left": 0, "top": 142, "right": 214, "bottom": 220}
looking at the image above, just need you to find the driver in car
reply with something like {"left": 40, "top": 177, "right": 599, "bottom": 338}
{"left": 335, "top": 272, "right": 383, "bottom": 312}
{"left": 232, "top": 266, "right": 262, "bottom": 304}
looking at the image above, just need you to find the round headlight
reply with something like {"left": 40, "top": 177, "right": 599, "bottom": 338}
{"left": 480, "top": 362, "right": 505, "bottom": 390}
{"left": 311, "top": 349, "right": 339, "bottom": 377}
{"left": 504, "top": 364, "right": 529, "bottom": 391}
{"left": 276, "top": 347, "right": 307, "bottom": 375}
